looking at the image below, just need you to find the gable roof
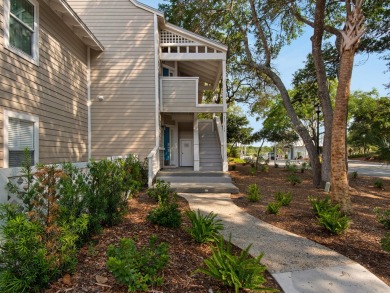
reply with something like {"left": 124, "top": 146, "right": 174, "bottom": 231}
{"left": 46, "top": 0, "right": 104, "bottom": 51}
{"left": 129, "top": 0, "right": 164, "bottom": 16}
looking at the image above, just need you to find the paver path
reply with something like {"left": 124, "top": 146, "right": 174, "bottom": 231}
{"left": 179, "top": 193, "right": 390, "bottom": 293}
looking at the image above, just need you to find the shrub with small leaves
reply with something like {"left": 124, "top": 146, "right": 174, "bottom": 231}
{"left": 231, "top": 165, "right": 237, "bottom": 171}
{"left": 351, "top": 171, "right": 358, "bottom": 179}
{"left": 250, "top": 166, "right": 256, "bottom": 176}
{"left": 286, "top": 164, "right": 298, "bottom": 173}
{"left": 300, "top": 162, "right": 309, "bottom": 173}
{"left": 247, "top": 184, "right": 261, "bottom": 202}
{"left": 374, "top": 179, "right": 384, "bottom": 189}
{"left": 147, "top": 179, "right": 172, "bottom": 204}
{"left": 381, "top": 233, "right": 390, "bottom": 252}
{"left": 275, "top": 191, "right": 292, "bottom": 206}
{"left": 147, "top": 203, "right": 182, "bottom": 228}
{"left": 287, "top": 173, "right": 302, "bottom": 185}
{"left": 373, "top": 208, "right": 390, "bottom": 229}
{"left": 260, "top": 164, "right": 269, "bottom": 173}
{"left": 195, "top": 236, "right": 272, "bottom": 293}
{"left": 185, "top": 210, "right": 224, "bottom": 243}
{"left": 107, "top": 236, "right": 169, "bottom": 292}
{"left": 266, "top": 201, "right": 282, "bottom": 215}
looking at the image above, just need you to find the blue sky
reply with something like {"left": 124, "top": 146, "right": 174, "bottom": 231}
{"left": 141, "top": 0, "right": 388, "bottom": 134}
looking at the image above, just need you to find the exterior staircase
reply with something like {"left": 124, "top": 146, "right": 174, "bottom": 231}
{"left": 198, "top": 120, "right": 222, "bottom": 171}
{"left": 156, "top": 169, "right": 239, "bottom": 194}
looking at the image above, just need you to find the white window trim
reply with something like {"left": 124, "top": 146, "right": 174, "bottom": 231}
{"left": 3, "top": 0, "right": 40, "bottom": 65}
{"left": 3, "top": 110, "right": 39, "bottom": 168}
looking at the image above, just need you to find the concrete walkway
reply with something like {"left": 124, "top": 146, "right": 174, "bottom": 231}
{"left": 179, "top": 193, "right": 390, "bottom": 293}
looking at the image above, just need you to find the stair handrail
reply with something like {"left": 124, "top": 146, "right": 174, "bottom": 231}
{"left": 147, "top": 146, "right": 160, "bottom": 187}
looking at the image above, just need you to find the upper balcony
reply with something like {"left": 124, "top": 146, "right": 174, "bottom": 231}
{"left": 160, "top": 77, "right": 223, "bottom": 113}
{"left": 158, "top": 24, "right": 227, "bottom": 114}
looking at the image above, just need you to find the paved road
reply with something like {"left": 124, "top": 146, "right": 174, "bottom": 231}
{"left": 348, "top": 160, "right": 390, "bottom": 178}
{"left": 269, "top": 159, "right": 390, "bottom": 178}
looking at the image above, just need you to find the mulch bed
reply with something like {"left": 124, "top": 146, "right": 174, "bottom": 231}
{"left": 230, "top": 163, "right": 390, "bottom": 286}
{"left": 47, "top": 193, "right": 281, "bottom": 292}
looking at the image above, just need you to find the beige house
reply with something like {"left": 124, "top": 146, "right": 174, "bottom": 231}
{"left": 0, "top": 0, "right": 228, "bottom": 190}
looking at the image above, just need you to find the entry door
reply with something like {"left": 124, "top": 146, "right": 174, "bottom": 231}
{"left": 180, "top": 139, "right": 193, "bottom": 166}
{"left": 164, "top": 127, "right": 170, "bottom": 165}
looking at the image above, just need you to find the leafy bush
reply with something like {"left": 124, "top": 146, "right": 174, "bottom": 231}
{"left": 317, "top": 208, "right": 350, "bottom": 235}
{"left": 300, "top": 162, "right": 309, "bottom": 173}
{"left": 250, "top": 166, "right": 256, "bottom": 176}
{"left": 231, "top": 164, "right": 237, "bottom": 171}
{"left": 147, "top": 179, "right": 172, "bottom": 204}
{"left": 275, "top": 191, "right": 292, "bottom": 206}
{"left": 118, "top": 155, "right": 148, "bottom": 197}
{"left": 308, "top": 196, "right": 332, "bottom": 216}
{"left": 309, "top": 196, "right": 350, "bottom": 234}
{"left": 107, "top": 236, "right": 169, "bottom": 292}
{"left": 147, "top": 203, "right": 182, "bottom": 228}
{"left": 247, "top": 184, "right": 261, "bottom": 202}
{"left": 287, "top": 173, "right": 302, "bottom": 185}
{"left": 373, "top": 208, "right": 390, "bottom": 229}
{"left": 195, "top": 236, "right": 272, "bottom": 293}
{"left": 381, "top": 233, "right": 390, "bottom": 252}
{"left": 374, "top": 179, "right": 384, "bottom": 189}
{"left": 185, "top": 210, "right": 224, "bottom": 243}
{"left": 351, "top": 171, "right": 358, "bottom": 179}
{"left": 266, "top": 201, "right": 282, "bottom": 215}
{"left": 286, "top": 164, "right": 298, "bottom": 173}
{"left": 260, "top": 164, "right": 269, "bottom": 173}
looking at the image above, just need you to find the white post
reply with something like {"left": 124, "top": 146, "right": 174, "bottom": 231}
{"left": 87, "top": 47, "right": 91, "bottom": 159}
{"left": 193, "top": 114, "right": 200, "bottom": 171}
{"left": 222, "top": 59, "right": 228, "bottom": 172}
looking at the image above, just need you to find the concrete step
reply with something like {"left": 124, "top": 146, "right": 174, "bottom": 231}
{"left": 157, "top": 176, "right": 232, "bottom": 184}
{"left": 199, "top": 166, "right": 223, "bottom": 172}
{"left": 169, "top": 182, "right": 239, "bottom": 194}
{"left": 200, "top": 162, "right": 222, "bottom": 167}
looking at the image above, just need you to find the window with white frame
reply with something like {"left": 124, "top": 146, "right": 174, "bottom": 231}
{"left": 3, "top": 110, "right": 39, "bottom": 168}
{"left": 4, "top": 0, "right": 39, "bottom": 63}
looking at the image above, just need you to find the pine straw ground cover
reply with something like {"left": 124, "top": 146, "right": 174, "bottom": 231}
{"left": 47, "top": 193, "right": 281, "bottom": 293}
{"left": 230, "top": 163, "right": 390, "bottom": 286}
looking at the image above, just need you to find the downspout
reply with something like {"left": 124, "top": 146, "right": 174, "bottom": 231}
{"left": 87, "top": 47, "right": 91, "bottom": 160}
{"left": 154, "top": 14, "right": 159, "bottom": 149}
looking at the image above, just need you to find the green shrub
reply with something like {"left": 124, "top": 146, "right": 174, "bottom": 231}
{"left": 381, "top": 233, "right": 390, "bottom": 252}
{"left": 195, "top": 236, "right": 272, "bottom": 293}
{"left": 247, "top": 184, "right": 261, "bottom": 202}
{"left": 351, "top": 171, "right": 358, "bottom": 179}
{"left": 231, "top": 164, "right": 237, "bottom": 171}
{"left": 275, "top": 191, "right": 292, "bottom": 206}
{"left": 374, "top": 179, "right": 384, "bottom": 188}
{"left": 147, "top": 180, "right": 172, "bottom": 204}
{"left": 308, "top": 196, "right": 332, "bottom": 216}
{"left": 286, "top": 164, "right": 298, "bottom": 173}
{"left": 373, "top": 208, "right": 390, "bottom": 229}
{"left": 300, "top": 162, "right": 309, "bottom": 173}
{"left": 250, "top": 166, "right": 256, "bottom": 176}
{"left": 260, "top": 164, "right": 269, "bottom": 173}
{"left": 118, "top": 155, "right": 148, "bottom": 197}
{"left": 317, "top": 208, "right": 350, "bottom": 235}
{"left": 147, "top": 203, "right": 182, "bottom": 228}
{"left": 107, "top": 236, "right": 169, "bottom": 292}
{"left": 266, "top": 201, "right": 282, "bottom": 214}
{"left": 185, "top": 210, "right": 224, "bottom": 243}
{"left": 287, "top": 173, "right": 302, "bottom": 185}
{"left": 309, "top": 196, "right": 350, "bottom": 234}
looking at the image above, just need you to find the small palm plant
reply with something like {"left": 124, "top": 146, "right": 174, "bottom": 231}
{"left": 185, "top": 210, "right": 224, "bottom": 243}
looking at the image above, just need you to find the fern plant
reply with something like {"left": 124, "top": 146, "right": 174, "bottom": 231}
{"left": 185, "top": 210, "right": 224, "bottom": 243}
{"left": 275, "top": 191, "right": 292, "bottom": 206}
{"left": 195, "top": 236, "right": 274, "bottom": 293}
{"left": 373, "top": 208, "right": 390, "bottom": 229}
{"left": 287, "top": 173, "right": 302, "bottom": 185}
{"left": 247, "top": 184, "right": 261, "bottom": 202}
{"left": 266, "top": 201, "right": 282, "bottom": 215}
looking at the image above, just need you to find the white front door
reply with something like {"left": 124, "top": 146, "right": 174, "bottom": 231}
{"left": 180, "top": 139, "right": 193, "bottom": 166}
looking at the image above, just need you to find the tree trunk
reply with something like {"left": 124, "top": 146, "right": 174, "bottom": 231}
{"left": 311, "top": 0, "right": 333, "bottom": 186}
{"left": 331, "top": 49, "right": 355, "bottom": 213}
{"left": 255, "top": 139, "right": 265, "bottom": 169}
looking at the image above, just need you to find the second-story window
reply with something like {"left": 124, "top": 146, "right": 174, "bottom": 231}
{"left": 5, "top": 0, "right": 39, "bottom": 63}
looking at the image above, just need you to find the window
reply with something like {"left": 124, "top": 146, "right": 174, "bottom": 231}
{"left": 3, "top": 110, "right": 39, "bottom": 168}
{"left": 4, "top": 0, "right": 39, "bottom": 63}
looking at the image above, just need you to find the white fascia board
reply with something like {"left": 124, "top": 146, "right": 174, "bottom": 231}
{"left": 129, "top": 0, "right": 164, "bottom": 17}
{"left": 53, "top": 0, "right": 104, "bottom": 51}
{"left": 164, "top": 23, "right": 228, "bottom": 52}
{"left": 161, "top": 53, "right": 226, "bottom": 61}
